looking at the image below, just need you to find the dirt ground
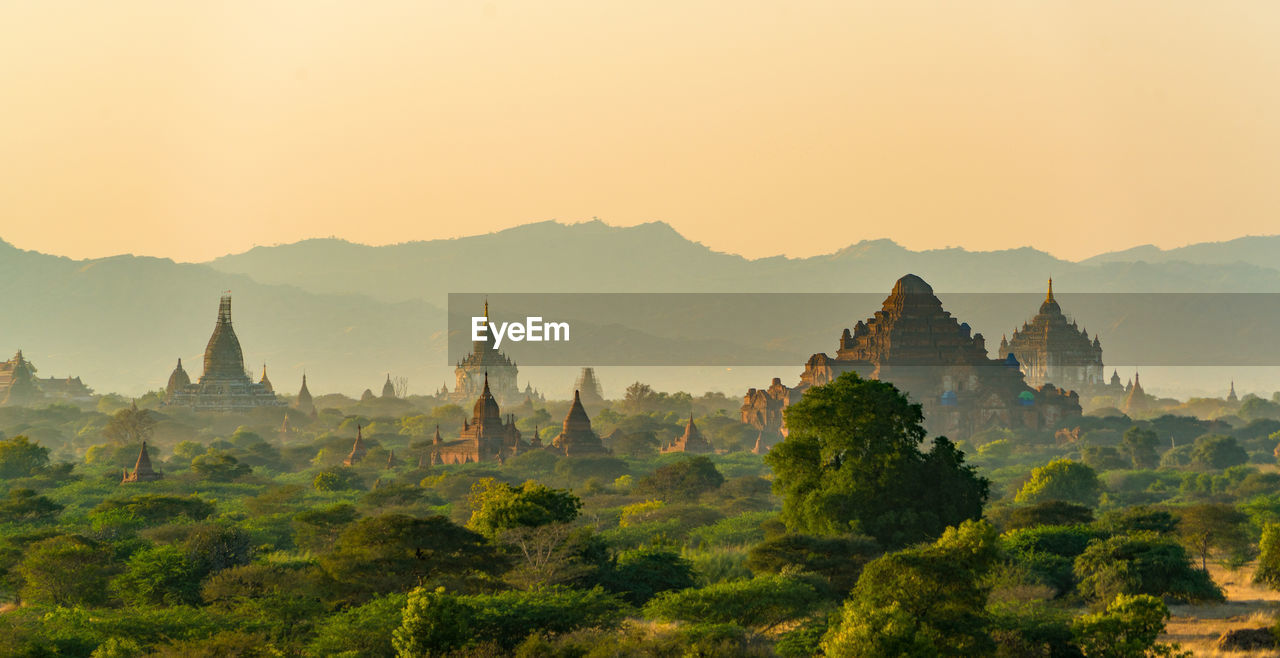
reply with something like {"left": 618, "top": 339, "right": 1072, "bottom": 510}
{"left": 1163, "top": 562, "right": 1280, "bottom": 656}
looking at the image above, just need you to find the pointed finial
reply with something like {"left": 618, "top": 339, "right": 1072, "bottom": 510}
{"left": 484, "top": 297, "right": 489, "bottom": 318}
{"left": 1046, "top": 277, "right": 1055, "bottom": 303}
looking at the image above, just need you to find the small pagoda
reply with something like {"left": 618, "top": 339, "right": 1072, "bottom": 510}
{"left": 121, "top": 442, "right": 163, "bottom": 484}
{"left": 661, "top": 415, "right": 714, "bottom": 454}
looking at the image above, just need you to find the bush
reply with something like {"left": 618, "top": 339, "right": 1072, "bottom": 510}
{"left": 1015, "top": 459, "right": 1101, "bottom": 507}
{"left": 643, "top": 574, "right": 823, "bottom": 631}
{"left": 1071, "top": 594, "right": 1177, "bottom": 657}
{"left": 1255, "top": 523, "right": 1280, "bottom": 590}
{"left": 746, "top": 533, "right": 881, "bottom": 596}
{"left": 601, "top": 546, "right": 696, "bottom": 605}
{"left": 392, "top": 585, "right": 626, "bottom": 654}
{"left": 634, "top": 456, "right": 725, "bottom": 499}
{"left": 1074, "top": 533, "right": 1223, "bottom": 603}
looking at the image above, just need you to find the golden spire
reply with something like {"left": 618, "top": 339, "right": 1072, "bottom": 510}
{"left": 483, "top": 297, "right": 489, "bottom": 318}
{"left": 1046, "top": 277, "right": 1055, "bottom": 303}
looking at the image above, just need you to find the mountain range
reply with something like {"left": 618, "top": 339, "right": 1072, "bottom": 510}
{"left": 2, "top": 220, "right": 1278, "bottom": 399}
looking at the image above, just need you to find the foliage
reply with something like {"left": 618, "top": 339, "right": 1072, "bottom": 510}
{"left": 1122, "top": 426, "right": 1161, "bottom": 470}
{"left": 822, "top": 520, "right": 1001, "bottom": 657}
{"left": 91, "top": 494, "right": 215, "bottom": 526}
{"left": 0, "top": 435, "right": 50, "bottom": 478}
{"left": 1256, "top": 523, "right": 1280, "bottom": 589}
{"left": 1073, "top": 532, "right": 1223, "bottom": 603}
{"left": 633, "top": 456, "right": 725, "bottom": 499}
{"left": 746, "top": 533, "right": 881, "bottom": 596}
{"left": 393, "top": 585, "right": 626, "bottom": 655}
{"left": 18, "top": 534, "right": 116, "bottom": 605}
{"left": 322, "top": 514, "right": 504, "bottom": 597}
{"left": 600, "top": 545, "right": 696, "bottom": 604}
{"left": 643, "top": 573, "right": 823, "bottom": 631}
{"left": 0, "top": 488, "right": 63, "bottom": 523}
{"left": 766, "top": 372, "right": 988, "bottom": 547}
{"left": 308, "top": 592, "right": 407, "bottom": 657}
{"left": 1015, "top": 459, "right": 1102, "bottom": 507}
{"left": 190, "top": 450, "right": 251, "bottom": 481}
{"left": 1175, "top": 503, "right": 1250, "bottom": 571}
{"left": 466, "top": 478, "right": 581, "bottom": 537}
{"left": 1190, "top": 435, "right": 1249, "bottom": 470}
{"left": 111, "top": 545, "right": 201, "bottom": 606}
{"left": 1071, "top": 594, "right": 1181, "bottom": 658}
{"left": 313, "top": 467, "right": 363, "bottom": 491}
{"left": 1001, "top": 500, "right": 1094, "bottom": 531}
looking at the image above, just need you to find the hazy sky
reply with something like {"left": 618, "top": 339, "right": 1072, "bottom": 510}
{"left": 2, "top": 1, "right": 1278, "bottom": 263}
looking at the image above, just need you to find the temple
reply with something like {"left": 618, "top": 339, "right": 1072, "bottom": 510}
{"left": 0, "top": 350, "right": 95, "bottom": 406}
{"left": 164, "top": 295, "right": 284, "bottom": 411}
{"left": 121, "top": 442, "right": 163, "bottom": 483}
{"left": 295, "top": 374, "right": 316, "bottom": 417}
{"left": 343, "top": 426, "right": 368, "bottom": 466}
{"left": 743, "top": 274, "right": 1081, "bottom": 441}
{"left": 661, "top": 415, "right": 714, "bottom": 454}
{"left": 549, "top": 390, "right": 611, "bottom": 456}
{"left": 429, "top": 374, "right": 529, "bottom": 464}
{"left": 382, "top": 374, "right": 397, "bottom": 399}
{"left": 998, "top": 279, "right": 1104, "bottom": 389}
{"left": 573, "top": 368, "right": 605, "bottom": 406}
{"left": 450, "top": 301, "right": 522, "bottom": 406}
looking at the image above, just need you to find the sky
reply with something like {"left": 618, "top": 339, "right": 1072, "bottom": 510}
{"left": 1, "top": 1, "right": 1278, "bottom": 263}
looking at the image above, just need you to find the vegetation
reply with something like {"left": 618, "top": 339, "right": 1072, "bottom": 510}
{"left": 1, "top": 371, "right": 1274, "bottom": 656}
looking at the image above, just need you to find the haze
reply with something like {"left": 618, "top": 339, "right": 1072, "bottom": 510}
{"left": 2, "top": 1, "right": 1278, "bottom": 263}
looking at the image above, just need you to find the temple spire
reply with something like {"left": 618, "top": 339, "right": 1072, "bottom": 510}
{"left": 1046, "top": 277, "right": 1055, "bottom": 303}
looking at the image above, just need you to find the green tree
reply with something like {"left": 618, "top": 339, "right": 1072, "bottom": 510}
{"left": 1122, "top": 426, "right": 1161, "bottom": 469}
{"left": 1176, "top": 503, "right": 1250, "bottom": 571}
{"left": 643, "top": 573, "right": 823, "bottom": 631}
{"left": 91, "top": 494, "right": 215, "bottom": 526}
{"left": 766, "top": 372, "right": 988, "bottom": 547}
{"left": 1074, "top": 533, "right": 1223, "bottom": 603}
{"left": 190, "top": 451, "right": 251, "bottom": 481}
{"left": 466, "top": 478, "right": 581, "bottom": 537}
{"left": 633, "top": 456, "right": 725, "bottom": 499}
{"left": 322, "top": 514, "right": 504, "bottom": 597}
{"left": 102, "top": 405, "right": 157, "bottom": 445}
{"left": 1071, "top": 594, "right": 1180, "bottom": 658}
{"left": 110, "top": 545, "right": 201, "bottom": 606}
{"left": 18, "top": 535, "right": 115, "bottom": 606}
{"left": 308, "top": 592, "right": 407, "bottom": 657}
{"left": 1001, "top": 500, "right": 1094, "bottom": 531}
{"left": 746, "top": 533, "right": 881, "bottom": 596}
{"left": 1190, "top": 435, "right": 1249, "bottom": 470}
{"left": 0, "top": 488, "right": 63, "bottom": 523}
{"left": 181, "top": 523, "right": 254, "bottom": 580}
{"left": 1081, "top": 445, "right": 1129, "bottom": 472}
{"left": 393, "top": 585, "right": 625, "bottom": 655}
{"left": 601, "top": 546, "right": 697, "bottom": 605}
{"left": 293, "top": 503, "right": 359, "bottom": 551}
{"left": 1253, "top": 523, "right": 1280, "bottom": 589}
{"left": 821, "top": 520, "right": 1001, "bottom": 657}
{"left": 1015, "top": 459, "right": 1101, "bottom": 507}
{"left": 201, "top": 563, "right": 327, "bottom": 642}
{"left": 0, "top": 435, "right": 50, "bottom": 478}
{"left": 313, "top": 467, "right": 363, "bottom": 491}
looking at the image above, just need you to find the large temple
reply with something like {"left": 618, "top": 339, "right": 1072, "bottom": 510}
{"left": 429, "top": 374, "right": 528, "bottom": 464}
{"left": 164, "top": 294, "right": 284, "bottom": 411}
{"left": 448, "top": 301, "right": 521, "bottom": 406}
{"left": 743, "top": 274, "right": 1081, "bottom": 443}
{"left": 0, "top": 350, "right": 95, "bottom": 406}
{"left": 998, "top": 279, "right": 1105, "bottom": 389}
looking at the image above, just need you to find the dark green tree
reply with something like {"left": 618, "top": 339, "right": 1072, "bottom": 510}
{"left": 1001, "top": 500, "right": 1094, "bottom": 531}
{"left": 0, "top": 435, "right": 49, "bottom": 479}
{"left": 17, "top": 535, "right": 115, "bottom": 606}
{"left": 633, "top": 456, "right": 725, "bottom": 499}
{"left": 746, "top": 533, "right": 881, "bottom": 596}
{"left": 110, "top": 545, "right": 201, "bottom": 606}
{"left": 765, "top": 372, "right": 987, "bottom": 547}
{"left": 1253, "top": 523, "right": 1280, "bottom": 589}
{"left": 0, "top": 489, "right": 63, "bottom": 523}
{"left": 1190, "top": 435, "right": 1249, "bottom": 470}
{"left": 190, "top": 451, "right": 251, "bottom": 481}
{"left": 1074, "top": 532, "right": 1223, "bottom": 603}
{"left": 1121, "top": 426, "right": 1161, "bottom": 469}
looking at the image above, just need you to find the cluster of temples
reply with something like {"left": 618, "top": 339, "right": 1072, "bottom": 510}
{"left": 743, "top": 274, "right": 1082, "bottom": 445}
{"left": 164, "top": 295, "right": 285, "bottom": 412}
{"left": 0, "top": 350, "right": 94, "bottom": 406}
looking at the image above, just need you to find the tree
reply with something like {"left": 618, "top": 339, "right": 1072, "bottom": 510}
{"left": 746, "top": 533, "right": 881, "bottom": 596}
{"left": 1254, "top": 523, "right": 1280, "bottom": 589}
{"left": 393, "top": 585, "right": 625, "bottom": 655}
{"left": 181, "top": 523, "right": 254, "bottom": 580}
{"left": 91, "top": 494, "right": 214, "bottom": 526}
{"left": 766, "top": 372, "right": 988, "bottom": 547}
{"left": 293, "top": 503, "right": 359, "bottom": 551}
{"left": 1001, "top": 500, "right": 1094, "bottom": 531}
{"left": 1074, "top": 533, "right": 1223, "bottom": 603}
{"left": 18, "top": 535, "right": 115, "bottom": 606}
{"left": 1190, "top": 435, "right": 1249, "bottom": 470}
{"left": 1071, "top": 594, "right": 1180, "bottom": 658}
{"left": 190, "top": 451, "right": 251, "bottom": 481}
{"left": 1122, "top": 426, "right": 1161, "bottom": 469}
{"left": 1081, "top": 445, "right": 1129, "bottom": 472}
{"left": 322, "top": 514, "right": 504, "bottom": 596}
{"left": 622, "top": 382, "right": 658, "bottom": 414}
{"left": 308, "top": 592, "right": 407, "bottom": 657}
{"left": 0, "top": 488, "right": 63, "bottom": 523}
{"left": 313, "top": 467, "right": 363, "bottom": 491}
{"left": 643, "top": 574, "right": 823, "bottom": 631}
{"left": 466, "top": 479, "right": 581, "bottom": 537}
{"left": 821, "top": 520, "right": 1001, "bottom": 657}
{"left": 633, "top": 456, "right": 725, "bottom": 499}
{"left": 601, "top": 546, "right": 697, "bottom": 605}
{"left": 110, "top": 545, "right": 201, "bottom": 606}
{"left": 1176, "top": 503, "right": 1250, "bottom": 571}
{"left": 201, "top": 563, "right": 327, "bottom": 642}
{"left": 102, "top": 405, "right": 157, "bottom": 445}
{"left": 0, "top": 435, "right": 50, "bottom": 479}
{"left": 1015, "top": 459, "right": 1101, "bottom": 507}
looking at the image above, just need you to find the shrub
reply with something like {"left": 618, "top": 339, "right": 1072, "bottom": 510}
{"left": 1074, "top": 533, "right": 1223, "bottom": 603}
{"left": 643, "top": 574, "right": 823, "bottom": 631}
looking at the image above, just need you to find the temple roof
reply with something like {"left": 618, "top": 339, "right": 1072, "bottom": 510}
{"left": 201, "top": 294, "right": 248, "bottom": 381}
{"left": 472, "top": 373, "right": 502, "bottom": 424}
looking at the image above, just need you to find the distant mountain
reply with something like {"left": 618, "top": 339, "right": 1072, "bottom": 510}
{"left": 4, "top": 223, "right": 1280, "bottom": 399}
{"left": 210, "top": 221, "right": 1280, "bottom": 305}
{"left": 1083, "top": 235, "right": 1280, "bottom": 271}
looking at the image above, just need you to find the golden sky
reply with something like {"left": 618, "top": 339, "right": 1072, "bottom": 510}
{"left": 1, "top": 1, "right": 1278, "bottom": 262}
